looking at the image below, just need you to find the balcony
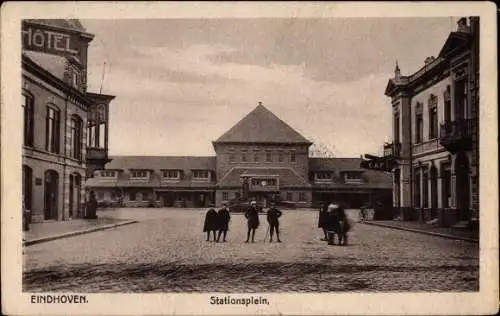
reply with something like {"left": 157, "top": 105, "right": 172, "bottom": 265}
{"left": 383, "top": 141, "right": 401, "bottom": 158}
{"left": 86, "top": 147, "right": 109, "bottom": 161}
{"left": 439, "top": 119, "right": 473, "bottom": 153}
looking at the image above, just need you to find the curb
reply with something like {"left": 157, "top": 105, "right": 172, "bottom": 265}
{"left": 23, "top": 220, "right": 138, "bottom": 246}
{"left": 361, "top": 221, "right": 478, "bottom": 243}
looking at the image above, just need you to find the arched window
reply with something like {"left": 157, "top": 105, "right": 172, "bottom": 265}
{"left": 22, "top": 92, "right": 34, "bottom": 147}
{"left": 69, "top": 115, "right": 83, "bottom": 160}
{"left": 45, "top": 105, "right": 61, "bottom": 153}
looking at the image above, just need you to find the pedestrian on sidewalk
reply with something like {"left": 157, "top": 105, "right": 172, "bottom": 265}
{"left": 203, "top": 208, "right": 218, "bottom": 241}
{"left": 317, "top": 202, "right": 328, "bottom": 240}
{"left": 85, "top": 191, "right": 98, "bottom": 219}
{"left": 245, "top": 200, "right": 260, "bottom": 243}
{"left": 216, "top": 203, "right": 231, "bottom": 242}
{"left": 266, "top": 202, "right": 282, "bottom": 243}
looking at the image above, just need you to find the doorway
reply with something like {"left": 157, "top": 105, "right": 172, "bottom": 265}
{"left": 44, "top": 170, "right": 59, "bottom": 220}
{"left": 430, "top": 165, "right": 438, "bottom": 218}
{"left": 455, "top": 153, "right": 470, "bottom": 221}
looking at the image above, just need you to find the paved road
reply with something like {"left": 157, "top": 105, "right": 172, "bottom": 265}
{"left": 23, "top": 208, "right": 479, "bottom": 292}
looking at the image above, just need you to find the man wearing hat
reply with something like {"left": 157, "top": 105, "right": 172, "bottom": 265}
{"left": 244, "top": 200, "right": 260, "bottom": 243}
{"left": 216, "top": 202, "right": 231, "bottom": 242}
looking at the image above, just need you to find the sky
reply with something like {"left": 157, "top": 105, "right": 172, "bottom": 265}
{"left": 82, "top": 17, "right": 457, "bottom": 157}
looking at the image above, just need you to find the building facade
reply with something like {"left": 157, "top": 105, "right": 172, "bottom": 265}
{"left": 383, "top": 17, "right": 479, "bottom": 227}
{"left": 22, "top": 19, "right": 115, "bottom": 222}
{"left": 87, "top": 103, "right": 392, "bottom": 208}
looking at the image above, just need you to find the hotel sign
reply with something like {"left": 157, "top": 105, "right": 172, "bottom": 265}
{"left": 22, "top": 21, "right": 79, "bottom": 57}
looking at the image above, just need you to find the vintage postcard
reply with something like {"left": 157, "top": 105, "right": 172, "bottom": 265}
{"left": 1, "top": 1, "right": 498, "bottom": 315}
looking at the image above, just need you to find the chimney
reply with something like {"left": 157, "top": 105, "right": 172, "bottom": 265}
{"left": 424, "top": 56, "right": 435, "bottom": 65}
{"left": 457, "top": 17, "right": 469, "bottom": 33}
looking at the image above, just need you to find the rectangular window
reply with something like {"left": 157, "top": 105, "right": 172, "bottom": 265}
{"left": 414, "top": 169, "right": 421, "bottom": 208}
{"left": 110, "top": 191, "right": 116, "bottom": 200}
{"left": 228, "top": 149, "right": 235, "bottom": 163}
{"left": 69, "top": 118, "right": 82, "bottom": 160}
{"left": 131, "top": 171, "right": 148, "bottom": 178}
{"left": 286, "top": 192, "right": 293, "bottom": 201}
{"left": 241, "top": 150, "right": 248, "bottom": 162}
{"left": 298, "top": 192, "right": 306, "bottom": 201}
{"left": 415, "top": 113, "right": 423, "bottom": 143}
{"left": 143, "top": 192, "right": 149, "bottom": 201}
{"left": 429, "top": 107, "right": 438, "bottom": 139}
{"left": 100, "top": 171, "right": 116, "bottom": 177}
{"left": 393, "top": 113, "right": 400, "bottom": 143}
{"left": 46, "top": 107, "right": 60, "bottom": 153}
{"left": 265, "top": 151, "right": 272, "bottom": 162}
{"left": 97, "top": 191, "right": 104, "bottom": 200}
{"left": 344, "top": 172, "right": 362, "bottom": 183}
{"left": 129, "top": 192, "right": 136, "bottom": 201}
{"left": 22, "top": 94, "right": 34, "bottom": 147}
{"left": 163, "top": 170, "right": 179, "bottom": 179}
{"left": 222, "top": 192, "right": 229, "bottom": 200}
{"left": 251, "top": 178, "right": 277, "bottom": 186}
{"left": 253, "top": 151, "right": 260, "bottom": 162}
{"left": 193, "top": 170, "right": 209, "bottom": 179}
{"left": 316, "top": 172, "right": 332, "bottom": 180}
{"left": 290, "top": 150, "right": 296, "bottom": 163}
{"left": 278, "top": 151, "right": 284, "bottom": 162}
{"left": 442, "top": 165, "right": 451, "bottom": 208}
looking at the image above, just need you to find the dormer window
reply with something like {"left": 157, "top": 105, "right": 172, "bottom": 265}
{"left": 162, "top": 170, "right": 180, "bottom": 179}
{"left": 193, "top": 170, "right": 209, "bottom": 179}
{"left": 100, "top": 171, "right": 116, "bottom": 177}
{"left": 315, "top": 172, "right": 332, "bottom": 181}
{"left": 131, "top": 170, "right": 148, "bottom": 178}
{"left": 344, "top": 171, "right": 363, "bottom": 184}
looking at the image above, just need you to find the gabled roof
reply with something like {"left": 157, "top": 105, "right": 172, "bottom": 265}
{"left": 106, "top": 156, "right": 216, "bottom": 171}
{"left": 309, "top": 157, "right": 365, "bottom": 172}
{"left": 23, "top": 51, "right": 67, "bottom": 81}
{"left": 214, "top": 104, "right": 312, "bottom": 145}
{"left": 438, "top": 32, "right": 471, "bottom": 57}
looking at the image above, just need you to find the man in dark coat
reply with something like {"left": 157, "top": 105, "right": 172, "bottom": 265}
{"left": 203, "top": 208, "right": 218, "bottom": 241}
{"left": 266, "top": 202, "right": 282, "bottom": 243}
{"left": 216, "top": 203, "right": 231, "bottom": 242}
{"left": 244, "top": 200, "right": 260, "bottom": 243}
{"left": 85, "top": 191, "right": 98, "bottom": 219}
{"left": 317, "top": 202, "right": 328, "bottom": 241}
{"left": 326, "top": 203, "right": 350, "bottom": 246}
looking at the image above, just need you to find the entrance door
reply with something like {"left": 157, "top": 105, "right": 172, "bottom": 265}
{"left": 44, "top": 170, "right": 59, "bottom": 220}
{"left": 69, "top": 174, "right": 74, "bottom": 218}
{"left": 455, "top": 153, "right": 470, "bottom": 221}
{"left": 22, "top": 165, "right": 33, "bottom": 211}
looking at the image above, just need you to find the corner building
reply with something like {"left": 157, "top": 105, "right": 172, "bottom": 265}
{"left": 383, "top": 17, "right": 479, "bottom": 227}
{"left": 87, "top": 103, "right": 392, "bottom": 208}
{"left": 22, "top": 19, "right": 115, "bottom": 222}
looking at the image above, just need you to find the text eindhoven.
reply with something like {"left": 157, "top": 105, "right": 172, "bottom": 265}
{"left": 22, "top": 26, "right": 78, "bottom": 55}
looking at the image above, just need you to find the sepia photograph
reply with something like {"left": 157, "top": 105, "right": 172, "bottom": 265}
{"left": 1, "top": 2, "right": 498, "bottom": 315}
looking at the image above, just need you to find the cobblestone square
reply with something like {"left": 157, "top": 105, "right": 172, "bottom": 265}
{"left": 23, "top": 208, "right": 479, "bottom": 292}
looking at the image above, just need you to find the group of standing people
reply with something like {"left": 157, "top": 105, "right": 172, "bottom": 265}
{"left": 317, "top": 202, "right": 350, "bottom": 246}
{"left": 203, "top": 200, "right": 282, "bottom": 243}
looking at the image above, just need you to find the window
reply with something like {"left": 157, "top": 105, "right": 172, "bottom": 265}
{"left": 286, "top": 192, "right": 293, "bottom": 201}
{"left": 69, "top": 116, "right": 83, "bottom": 160}
{"left": 193, "top": 170, "right": 209, "bottom": 179}
{"left": 422, "top": 168, "right": 429, "bottom": 208}
{"left": 241, "top": 150, "right": 248, "bottom": 162}
{"left": 129, "top": 192, "right": 136, "bottom": 201}
{"left": 345, "top": 172, "right": 362, "bottom": 182}
{"left": 71, "top": 71, "right": 79, "bottom": 88}
{"left": 415, "top": 113, "right": 423, "bottom": 143}
{"left": 97, "top": 191, "right": 104, "bottom": 200}
{"left": 265, "top": 151, "right": 272, "bottom": 162}
{"left": 100, "top": 171, "right": 116, "bottom": 177}
{"left": 110, "top": 191, "right": 116, "bottom": 200}
{"left": 22, "top": 93, "right": 34, "bottom": 147}
{"left": 131, "top": 171, "right": 148, "bottom": 178}
{"left": 228, "top": 149, "right": 235, "bottom": 163}
{"left": 163, "top": 170, "right": 179, "bottom": 179}
{"left": 316, "top": 172, "right": 332, "bottom": 180}
{"left": 253, "top": 151, "right": 260, "bottom": 162}
{"left": 222, "top": 192, "right": 229, "bottom": 200}
{"left": 45, "top": 106, "right": 61, "bottom": 153}
{"left": 298, "top": 192, "right": 306, "bottom": 201}
{"left": 428, "top": 95, "right": 438, "bottom": 139}
{"left": 393, "top": 113, "right": 400, "bottom": 143}
{"left": 278, "top": 151, "right": 284, "bottom": 162}
{"left": 143, "top": 192, "right": 149, "bottom": 201}
{"left": 251, "top": 178, "right": 277, "bottom": 186}
{"left": 414, "top": 168, "right": 421, "bottom": 208}
{"left": 290, "top": 150, "right": 296, "bottom": 163}
{"left": 444, "top": 86, "right": 451, "bottom": 122}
